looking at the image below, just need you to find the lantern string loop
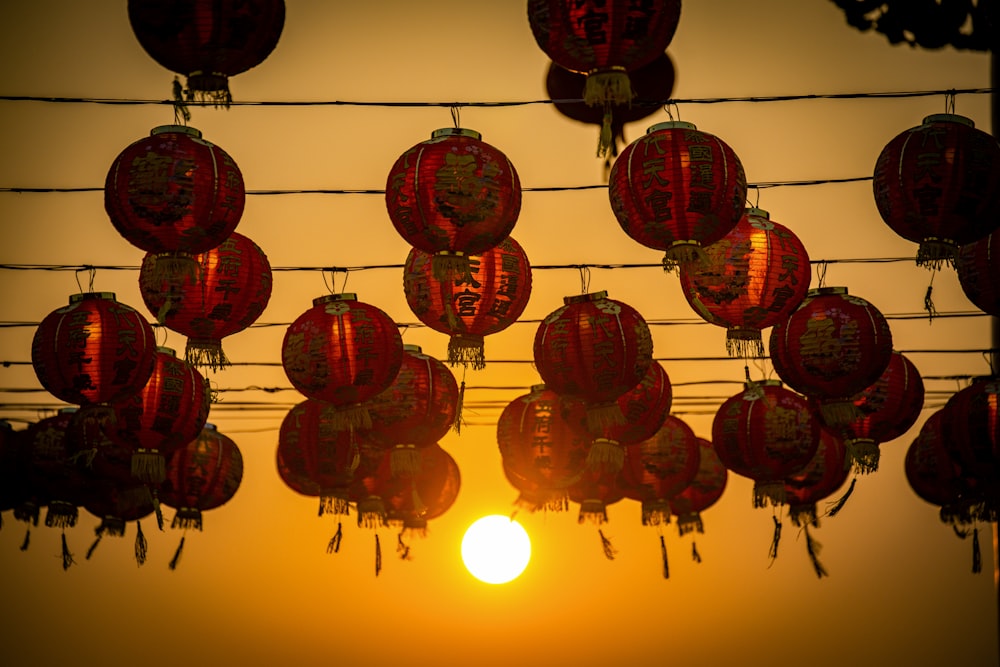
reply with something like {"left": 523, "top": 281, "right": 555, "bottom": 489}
{"left": 945, "top": 89, "right": 956, "bottom": 114}
{"left": 450, "top": 105, "right": 461, "bottom": 128}
{"left": 816, "top": 261, "right": 828, "bottom": 288}
{"left": 577, "top": 265, "right": 591, "bottom": 293}
{"left": 74, "top": 266, "right": 96, "bottom": 293}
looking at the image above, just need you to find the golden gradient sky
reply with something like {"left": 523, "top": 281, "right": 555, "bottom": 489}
{"left": 0, "top": 2, "right": 995, "bottom": 666}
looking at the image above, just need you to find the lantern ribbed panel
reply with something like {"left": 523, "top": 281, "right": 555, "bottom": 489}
{"left": 533, "top": 291, "right": 653, "bottom": 428}
{"left": 161, "top": 424, "right": 243, "bottom": 524}
{"left": 385, "top": 128, "right": 521, "bottom": 258}
{"left": 680, "top": 208, "right": 811, "bottom": 357}
{"left": 939, "top": 376, "right": 1000, "bottom": 489}
{"left": 769, "top": 287, "right": 893, "bottom": 423}
{"left": 783, "top": 427, "right": 849, "bottom": 527}
{"left": 403, "top": 236, "right": 532, "bottom": 369}
{"left": 620, "top": 414, "right": 701, "bottom": 526}
{"left": 873, "top": 114, "right": 1000, "bottom": 267}
{"left": 127, "top": 0, "right": 285, "bottom": 101}
{"left": 139, "top": 231, "right": 272, "bottom": 369}
{"left": 105, "top": 126, "right": 244, "bottom": 256}
{"left": 957, "top": 230, "right": 1000, "bottom": 316}
{"left": 31, "top": 293, "right": 156, "bottom": 408}
{"left": 712, "top": 381, "right": 820, "bottom": 508}
{"left": 670, "top": 437, "right": 728, "bottom": 535}
{"left": 281, "top": 294, "right": 403, "bottom": 409}
{"left": 609, "top": 122, "right": 747, "bottom": 269}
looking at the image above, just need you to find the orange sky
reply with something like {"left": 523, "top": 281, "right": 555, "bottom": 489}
{"left": 0, "top": 2, "right": 996, "bottom": 666}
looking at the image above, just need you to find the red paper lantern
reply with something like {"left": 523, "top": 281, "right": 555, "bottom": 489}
{"left": 874, "top": 113, "right": 1000, "bottom": 268}
{"left": 533, "top": 290, "right": 653, "bottom": 431}
{"left": 160, "top": 423, "right": 243, "bottom": 530}
{"left": 127, "top": 0, "right": 285, "bottom": 105}
{"left": 609, "top": 121, "right": 747, "bottom": 271}
{"left": 32, "top": 292, "right": 157, "bottom": 410}
{"left": 105, "top": 125, "right": 244, "bottom": 281}
{"left": 712, "top": 380, "right": 821, "bottom": 508}
{"left": 956, "top": 230, "right": 1000, "bottom": 316}
{"left": 497, "top": 385, "right": 590, "bottom": 512}
{"left": 568, "top": 466, "right": 626, "bottom": 526}
{"left": 403, "top": 236, "right": 532, "bottom": 369}
{"left": 82, "top": 479, "right": 157, "bottom": 565}
{"left": 22, "top": 409, "right": 93, "bottom": 530}
{"left": 938, "top": 376, "right": 1000, "bottom": 494}
{"left": 139, "top": 231, "right": 272, "bottom": 370}
{"left": 670, "top": 437, "right": 728, "bottom": 536}
{"left": 769, "top": 286, "right": 894, "bottom": 426}
{"left": 385, "top": 128, "right": 521, "bottom": 279}
{"left": 680, "top": 207, "right": 811, "bottom": 357}
{"left": 383, "top": 443, "right": 462, "bottom": 534}
{"left": 281, "top": 293, "right": 403, "bottom": 430}
{"left": 620, "top": 414, "right": 701, "bottom": 526}
{"left": 814, "top": 351, "right": 924, "bottom": 474}
{"left": 783, "top": 427, "right": 849, "bottom": 527}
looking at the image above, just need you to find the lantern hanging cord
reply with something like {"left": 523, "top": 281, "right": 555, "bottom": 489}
{"left": 945, "top": 89, "right": 957, "bottom": 114}
{"left": 577, "top": 265, "right": 591, "bottom": 294}
{"left": 450, "top": 105, "right": 461, "bottom": 128}
{"left": 73, "top": 266, "right": 96, "bottom": 294}
{"left": 816, "top": 261, "right": 828, "bottom": 288}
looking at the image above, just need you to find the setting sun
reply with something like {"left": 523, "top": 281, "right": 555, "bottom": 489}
{"left": 461, "top": 515, "right": 531, "bottom": 584}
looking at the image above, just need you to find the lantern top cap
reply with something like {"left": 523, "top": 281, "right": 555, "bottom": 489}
{"left": 403, "top": 344, "right": 423, "bottom": 353}
{"left": 70, "top": 292, "right": 116, "bottom": 303}
{"left": 530, "top": 383, "right": 546, "bottom": 392}
{"left": 807, "top": 286, "right": 848, "bottom": 297}
{"left": 647, "top": 120, "right": 697, "bottom": 134}
{"left": 205, "top": 423, "right": 217, "bottom": 431}
{"left": 753, "top": 379, "right": 783, "bottom": 388}
{"left": 745, "top": 207, "right": 770, "bottom": 218}
{"left": 431, "top": 128, "right": 482, "bottom": 141}
{"left": 312, "top": 293, "right": 358, "bottom": 306}
{"left": 921, "top": 113, "right": 975, "bottom": 129}
{"left": 156, "top": 346, "right": 177, "bottom": 356}
{"left": 564, "top": 290, "right": 609, "bottom": 305}
{"left": 151, "top": 125, "right": 203, "bottom": 139}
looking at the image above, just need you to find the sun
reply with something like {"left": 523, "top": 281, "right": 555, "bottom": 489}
{"left": 461, "top": 515, "right": 531, "bottom": 584}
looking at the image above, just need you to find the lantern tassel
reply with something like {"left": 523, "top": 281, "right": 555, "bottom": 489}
{"left": 397, "top": 532, "right": 412, "bottom": 561}
{"left": 726, "top": 330, "right": 765, "bottom": 359}
{"left": 171, "top": 76, "right": 191, "bottom": 124}
{"left": 584, "top": 67, "right": 633, "bottom": 107}
{"left": 19, "top": 528, "right": 30, "bottom": 552}
{"left": 640, "top": 501, "right": 671, "bottom": 527}
{"left": 585, "top": 403, "right": 626, "bottom": 433}
{"left": 826, "top": 478, "right": 856, "bottom": 517}
{"left": 329, "top": 405, "right": 372, "bottom": 432}
{"left": 768, "top": 515, "right": 782, "bottom": 563}
{"left": 448, "top": 334, "right": 486, "bottom": 371}
{"left": 692, "top": 541, "right": 702, "bottom": 564}
{"left": 45, "top": 501, "right": 78, "bottom": 529}
{"left": 973, "top": 527, "right": 983, "bottom": 574}
{"left": 131, "top": 450, "right": 166, "bottom": 484}
{"left": 846, "top": 439, "right": 880, "bottom": 475}
{"left": 186, "top": 72, "right": 233, "bottom": 109}
{"left": 660, "top": 534, "right": 670, "bottom": 579}
{"left": 374, "top": 534, "right": 382, "bottom": 577}
{"left": 924, "top": 284, "right": 938, "bottom": 321}
{"left": 597, "top": 105, "right": 614, "bottom": 159}
{"left": 85, "top": 530, "right": 103, "bottom": 561}
{"left": 168, "top": 536, "right": 185, "bottom": 571}
{"left": 804, "top": 524, "right": 829, "bottom": 578}
{"left": 676, "top": 512, "right": 704, "bottom": 536}
{"left": 61, "top": 532, "right": 75, "bottom": 570}
{"left": 135, "top": 520, "right": 148, "bottom": 567}
{"left": 357, "top": 498, "right": 387, "bottom": 529}
{"left": 172, "top": 508, "right": 203, "bottom": 531}
{"left": 587, "top": 438, "right": 625, "bottom": 474}
{"left": 327, "top": 522, "right": 343, "bottom": 554}
{"left": 390, "top": 445, "right": 422, "bottom": 477}
{"left": 598, "top": 529, "right": 617, "bottom": 561}
{"left": 753, "top": 481, "right": 786, "bottom": 509}
{"left": 453, "top": 379, "right": 465, "bottom": 434}
{"left": 916, "top": 239, "right": 957, "bottom": 271}
{"left": 662, "top": 242, "right": 707, "bottom": 274}
{"left": 818, "top": 400, "right": 863, "bottom": 427}
{"left": 185, "top": 338, "right": 230, "bottom": 372}
{"left": 319, "top": 494, "right": 351, "bottom": 517}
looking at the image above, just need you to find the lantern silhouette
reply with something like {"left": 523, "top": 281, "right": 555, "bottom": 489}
{"left": 383, "top": 443, "right": 462, "bottom": 536}
{"left": 527, "top": 0, "right": 682, "bottom": 156}
{"left": 814, "top": 351, "right": 924, "bottom": 474}
{"left": 713, "top": 380, "right": 821, "bottom": 508}
{"left": 365, "top": 345, "right": 459, "bottom": 475}
{"left": 873, "top": 113, "right": 1000, "bottom": 268}
{"left": 620, "top": 414, "right": 701, "bottom": 526}
{"left": 32, "top": 293, "right": 157, "bottom": 413}
{"left": 281, "top": 293, "right": 403, "bottom": 430}
{"left": 938, "top": 376, "right": 1000, "bottom": 499}
{"left": 609, "top": 121, "right": 747, "bottom": 271}
{"left": 105, "top": 125, "right": 244, "bottom": 282}
{"left": 680, "top": 207, "right": 811, "bottom": 357}
{"left": 497, "top": 385, "right": 590, "bottom": 512}
{"left": 568, "top": 466, "right": 626, "bottom": 526}
{"left": 82, "top": 480, "right": 156, "bottom": 565}
{"left": 534, "top": 291, "right": 653, "bottom": 431}
{"left": 670, "top": 437, "right": 728, "bottom": 536}
{"left": 403, "top": 236, "right": 532, "bottom": 369}
{"left": 784, "top": 427, "right": 849, "bottom": 527}
{"left": 386, "top": 128, "right": 521, "bottom": 279}
{"left": 769, "top": 287, "right": 894, "bottom": 426}
{"left": 956, "top": 230, "right": 1000, "bottom": 317}
{"left": 127, "top": 0, "right": 286, "bottom": 106}
{"left": 139, "top": 231, "right": 272, "bottom": 370}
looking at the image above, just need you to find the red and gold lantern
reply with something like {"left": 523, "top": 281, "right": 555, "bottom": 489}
{"left": 386, "top": 128, "right": 521, "bottom": 279}
{"left": 680, "top": 207, "right": 811, "bottom": 357}
{"left": 533, "top": 291, "right": 653, "bottom": 431}
{"left": 938, "top": 376, "right": 1000, "bottom": 495}
{"left": 670, "top": 437, "right": 728, "bottom": 536}
{"left": 383, "top": 443, "right": 462, "bottom": 535}
{"left": 403, "top": 236, "right": 532, "bottom": 369}
{"left": 769, "top": 286, "right": 894, "bottom": 426}
{"left": 620, "top": 414, "right": 701, "bottom": 526}
{"left": 956, "top": 230, "right": 1000, "bottom": 317}
{"left": 874, "top": 113, "right": 1000, "bottom": 268}
{"left": 783, "top": 427, "right": 849, "bottom": 527}
{"left": 281, "top": 293, "right": 403, "bottom": 430}
{"left": 139, "top": 231, "right": 272, "bottom": 370}
{"left": 105, "top": 125, "right": 244, "bottom": 281}
{"left": 127, "top": 0, "right": 286, "bottom": 106}
{"left": 161, "top": 424, "right": 243, "bottom": 530}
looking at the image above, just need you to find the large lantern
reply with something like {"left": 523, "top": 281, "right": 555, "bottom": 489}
{"left": 105, "top": 125, "right": 244, "bottom": 282}
{"left": 533, "top": 291, "right": 653, "bottom": 431}
{"left": 281, "top": 293, "right": 403, "bottom": 430}
{"left": 385, "top": 128, "right": 521, "bottom": 279}
{"left": 938, "top": 376, "right": 1000, "bottom": 499}
{"left": 679, "top": 207, "right": 811, "bottom": 357}
{"left": 769, "top": 287, "right": 894, "bottom": 426}
{"left": 670, "top": 437, "right": 728, "bottom": 536}
{"left": 527, "top": 0, "right": 682, "bottom": 156}
{"left": 32, "top": 293, "right": 157, "bottom": 412}
{"left": 784, "top": 427, "right": 849, "bottom": 528}
{"left": 403, "top": 236, "right": 532, "bottom": 369}
{"left": 383, "top": 443, "right": 462, "bottom": 536}
{"left": 712, "top": 380, "right": 821, "bottom": 508}
{"left": 873, "top": 113, "right": 1000, "bottom": 268}
{"left": 620, "top": 414, "right": 701, "bottom": 527}
{"left": 139, "top": 231, "right": 272, "bottom": 370}
{"left": 956, "top": 230, "right": 1000, "bottom": 317}
{"left": 127, "top": 0, "right": 286, "bottom": 106}
{"left": 609, "top": 121, "right": 747, "bottom": 271}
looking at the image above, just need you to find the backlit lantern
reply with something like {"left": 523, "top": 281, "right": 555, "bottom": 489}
{"left": 22, "top": 409, "right": 93, "bottom": 532}
{"left": 139, "top": 231, "right": 272, "bottom": 370}
{"left": 365, "top": 345, "right": 459, "bottom": 475}
{"left": 527, "top": 0, "right": 682, "bottom": 156}
{"left": 105, "top": 125, "right": 244, "bottom": 282}
{"left": 127, "top": 0, "right": 285, "bottom": 106}
{"left": 82, "top": 480, "right": 156, "bottom": 565}
{"left": 568, "top": 466, "right": 626, "bottom": 526}
{"left": 403, "top": 236, "right": 532, "bottom": 369}
{"left": 383, "top": 443, "right": 462, "bottom": 536}
{"left": 769, "top": 287, "right": 893, "bottom": 426}
{"left": 938, "top": 376, "right": 1000, "bottom": 497}
{"left": 670, "top": 437, "right": 728, "bottom": 536}
{"left": 385, "top": 128, "right": 521, "bottom": 279}
{"left": 814, "top": 351, "right": 924, "bottom": 474}
{"left": 956, "top": 230, "right": 1000, "bottom": 316}
{"left": 784, "top": 427, "right": 849, "bottom": 527}
{"left": 534, "top": 291, "right": 653, "bottom": 431}
{"left": 497, "top": 385, "right": 590, "bottom": 512}
{"left": 609, "top": 121, "right": 747, "bottom": 271}
{"left": 680, "top": 207, "right": 811, "bottom": 357}
{"left": 620, "top": 414, "right": 701, "bottom": 526}
{"left": 873, "top": 113, "right": 1000, "bottom": 268}
{"left": 281, "top": 293, "right": 404, "bottom": 430}
{"left": 32, "top": 293, "right": 157, "bottom": 412}
{"left": 712, "top": 380, "right": 821, "bottom": 508}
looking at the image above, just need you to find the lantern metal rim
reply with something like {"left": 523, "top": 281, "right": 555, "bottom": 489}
{"left": 151, "top": 124, "right": 203, "bottom": 139}
{"left": 921, "top": 113, "right": 975, "bottom": 128}
{"left": 586, "top": 64, "right": 628, "bottom": 77}
{"left": 746, "top": 379, "right": 782, "bottom": 388}
{"left": 530, "top": 383, "right": 546, "bottom": 392}
{"left": 70, "top": 291, "right": 116, "bottom": 303}
{"left": 431, "top": 127, "right": 482, "bottom": 141}
{"left": 403, "top": 344, "right": 423, "bottom": 353}
{"left": 745, "top": 207, "right": 770, "bottom": 219}
{"left": 807, "top": 286, "right": 848, "bottom": 297}
{"left": 563, "top": 290, "right": 609, "bottom": 304}
{"left": 312, "top": 293, "right": 358, "bottom": 306}
{"left": 647, "top": 120, "right": 697, "bottom": 134}
{"left": 156, "top": 346, "right": 177, "bottom": 356}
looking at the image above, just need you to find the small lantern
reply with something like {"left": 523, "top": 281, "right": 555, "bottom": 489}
{"left": 956, "top": 230, "right": 1000, "bottom": 317}
{"left": 784, "top": 427, "right": 850, "bottom": 528}
{"left": 938, "top": 376, "right": 1000, "bottom": 497}
{"left": 670, "top": 437, "right": 728, "bottom": 536}
{"left": 620, "top": 414, "right": 701, "bottom": 526}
